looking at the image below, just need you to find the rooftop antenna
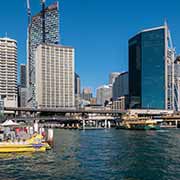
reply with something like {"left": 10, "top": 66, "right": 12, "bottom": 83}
{"left": 5, "top": 32, "right": 8, "bottom": 38}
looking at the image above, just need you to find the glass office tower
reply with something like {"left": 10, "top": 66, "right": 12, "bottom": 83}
{"left": 27, "top": 2, "right": 59, "bottom": 107}
{"left": 129, "top": 24, "right": 175, "bottom": 110}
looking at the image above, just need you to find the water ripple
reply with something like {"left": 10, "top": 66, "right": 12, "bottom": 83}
{"left": 0, "top": 129, "right": 180, "bottom": 180}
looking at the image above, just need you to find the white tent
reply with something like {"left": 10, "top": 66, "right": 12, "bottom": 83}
{"left": 1, "top": 120, "right": 19, "bottom": 126}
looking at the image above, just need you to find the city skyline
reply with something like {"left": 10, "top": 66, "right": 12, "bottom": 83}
{"left": 0, "top": 0, "right": 179, "bottom": 95}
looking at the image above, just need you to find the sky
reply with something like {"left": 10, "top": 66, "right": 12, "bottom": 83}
{"left": 0, "top": 0, "right": 179, "bottom": 95}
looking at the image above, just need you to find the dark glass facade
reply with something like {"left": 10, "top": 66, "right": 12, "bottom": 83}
{"left": 141, "top": 29, "right": 165, "bottom": 109}
{"left": 20, "top": 64, "right": 27, "bottom": 88}
{"left": 128, "top": 34, "right": 142, "bottom": 108}
{"left": 113, "top": 72, "right": 128, "bottom": 100}
{"left": 129, "top": 27, "right": 166, "bottom": 109}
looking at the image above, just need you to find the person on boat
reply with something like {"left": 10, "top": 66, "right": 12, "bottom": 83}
{"left": 10, "top": 127, "right": 16, "bottom": 142}
{"left": 0, "top": 127, "right": 4, "bottom": 142}
{"left": 15, "top": 127, "right": 20, "bottom": 135}
{"left": 26, "top": 132, "right": 43, "bottom": 144}
{"left": 4, "top": 127, "right": 10, "bottom": 141}
{"left": 16, "top": 127, "right": 29, "bottom": 141}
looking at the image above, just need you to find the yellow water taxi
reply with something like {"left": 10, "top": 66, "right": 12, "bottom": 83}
{"left": 0, "top": 134, "right": 51, "bottom": 153}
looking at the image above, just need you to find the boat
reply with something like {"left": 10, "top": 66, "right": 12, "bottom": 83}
{"left": 0, "top": 120, "right": 51, "bottom": 153}
{"left": 116, "top": 114, "right": 160, "bottom": 130}
{"left": 0, "top": 132, "right": 51, "bottom": 153}
{"left": 0, "top": 129, "right": 51, "bottom": 153}
{"left": 0, "top": 143, "right": 47, "bottom": 153}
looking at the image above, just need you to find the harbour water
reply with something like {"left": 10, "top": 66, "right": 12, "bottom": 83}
{"left": 1, "top": 129, "right": 180, "bottom": 180}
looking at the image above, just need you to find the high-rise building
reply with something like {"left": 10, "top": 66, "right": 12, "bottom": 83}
{"left": 0, "top": 37, "right": 17, "bottom": 108}
{"left": 27, "top": 1, "right": 59, "bottom": 107}
{"left": 109, "top": 72, "right": 121, "bottom": 85}
{"left": 96, "top": 85, "right": 112, "bottom": 105}
{"left": 20, "top": 64, "right": 27, "bottom": 88}
{"left": 174, "top": 56, "right": 180, "bottom": 111}
{"left": 19, "top": 64, "right": 27, "bottom": 107}
{"left": 81, "top": 88, "right": 93, "bottom": 101}
{"left": 0, "top": 96, "right": 4, "bottom": 117}
{"left": 112, "top": 72, "right": 129, "bottom": 100}
{"left": 75, "top": 73, "right": 81, "bottom": 96}
{"left": 35, "top": 44, "right": 74, "bottom": 108}
{"left": 128, "top": 24, "right": 175, "bottom": 109}
{"left": 75, "top": 73, "right": 81, "bottom": 108}
{"left": 19, "top": 87, "right": 28, "bottom": 107}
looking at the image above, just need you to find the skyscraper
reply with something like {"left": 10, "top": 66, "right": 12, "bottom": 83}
{"left": 27, "top": 1, "right": 59, "bottom": 107}
{"left": 75, "top": 73, "right": 81, "bottom": 108}
{"left": 174, "top": 56, "right": 180, "bottom": 111}
{"left": 112, "top": 72, "right": 128, "bottom": 100}
{"left": 128, "top": 24, "right": 175, "bottom": 109}
{"left": 109, "top": 72, "right": 121, "bottom": 85}
{"left": 82, "top": 88, "right": 93, "bottom": 101}
{"left": 0, "top": 37, "right": 17, "bottom": 108}
{"left": 20, "top": 64, "right": 27, "bottom": 88}
{"left": 96, "top": 85, "right": 112, "bottom": 106}
{"left": 75, "top": 73, "right": 81, "bottom": 96}
{"left": 35, "top": 44, "right": 75, "bottom": 108}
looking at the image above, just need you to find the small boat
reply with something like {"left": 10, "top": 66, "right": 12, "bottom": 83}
{"left": 0, "top": 143, "right": 47, "bottom": 153}
{"left": 0, "top": 134, "right": 51, "bottom": 153}
{"left": 0, "top": 120, "right": 51, "bottom": 153}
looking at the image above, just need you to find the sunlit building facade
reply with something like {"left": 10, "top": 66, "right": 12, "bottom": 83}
{"left": 35, "top": 44, "right": 74, "bottom": 108}
{"left": 96, "top": 85, "right": 112, "bottom": 106}
{"left": 0, "top": 37, "right": 17, "bottom": 108}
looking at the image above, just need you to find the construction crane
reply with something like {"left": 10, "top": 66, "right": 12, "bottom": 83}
{"left": 27, "top": 0, "right": 31, "bottom": 25}
{"left": 41, "top": 0, "right": 46, "bottom": 43}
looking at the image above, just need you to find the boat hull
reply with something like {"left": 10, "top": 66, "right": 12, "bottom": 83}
{"left": 0, "top": 143, "right": 49, "bottom": 153}
{"left": 116, "top": 125, "right": 160, "bottom": 130}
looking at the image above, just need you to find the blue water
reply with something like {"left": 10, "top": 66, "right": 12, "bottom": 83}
{"left": 1, "top": 129, "right": 180, "bottom": 180}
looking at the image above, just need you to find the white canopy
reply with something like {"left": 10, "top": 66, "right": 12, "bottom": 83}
{"left": 1, "top": 120, "right": 19, "bottom": 126}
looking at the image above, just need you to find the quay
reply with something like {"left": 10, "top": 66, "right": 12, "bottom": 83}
{"left": 2, "top": 107, "right": 180, "bottom": 129}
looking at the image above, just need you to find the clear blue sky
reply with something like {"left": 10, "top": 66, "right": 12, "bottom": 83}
{"left": 0, "top": 0, "right": 179, "bottom": 94}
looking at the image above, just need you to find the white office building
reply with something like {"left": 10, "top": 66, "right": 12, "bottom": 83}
{"left": 35, "top": 44, "right": 75, "bottom": 108}
{"left": 96, "top": 84, "right": 112, "bottom": 105}
{"left": 0, "top": 37, "right": 17, "bottom": 108}
{"left": 109, "top": 72, "right": 121, "bottom": 85}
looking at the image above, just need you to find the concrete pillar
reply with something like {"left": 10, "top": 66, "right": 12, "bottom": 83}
{"left": 82, "top": 119, "right": 85, "bottom": 129}
{"left": 105, "top": 119, "right": 107, "bottom": 128}
{"left": 47, "top": 128, "right": 54, "bottom": 146}
{"left": 108, "top": 121, "right": 111, "bottom": 128}
{"left": 176, "top": 120, "right": 178, "bottom": 128}
{"left": 34, "top": 120, "right": 39, "bottom": 133}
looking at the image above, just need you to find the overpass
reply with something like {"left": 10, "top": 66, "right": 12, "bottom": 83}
{"left": 4, "top": 107, "right": 125, "bottom": 116}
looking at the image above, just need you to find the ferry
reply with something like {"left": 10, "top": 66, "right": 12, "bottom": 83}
{"left": 117, "top": 114, "right": 160, "bottom": 130}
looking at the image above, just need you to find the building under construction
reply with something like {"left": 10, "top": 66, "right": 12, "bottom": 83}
{"left": 27, "top": 0, "right": 60, "bottom": 107}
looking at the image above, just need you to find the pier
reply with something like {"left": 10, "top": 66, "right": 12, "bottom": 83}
{"left": 2, "top": 107, "right": 180, "bottom": 129}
